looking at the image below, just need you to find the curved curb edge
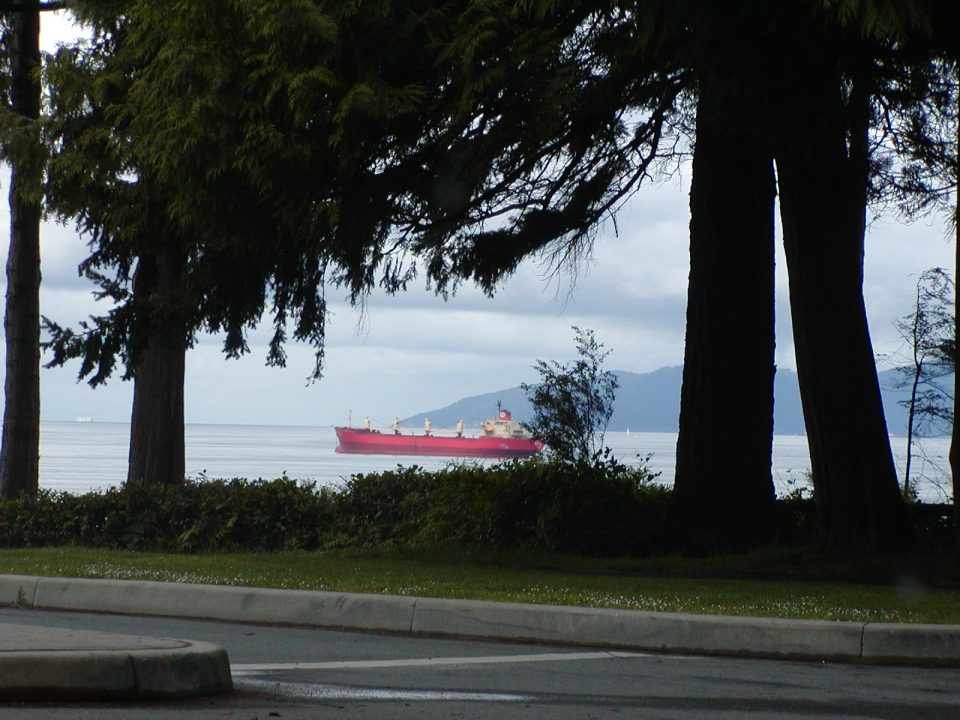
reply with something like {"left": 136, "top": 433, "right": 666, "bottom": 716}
{"left": 0, "top": 639, "right": 232, "bottom": 702}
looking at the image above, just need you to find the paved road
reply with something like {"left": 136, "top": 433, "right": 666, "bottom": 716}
{"left": 2, "top": 607, "right": 960, "bottom": 719}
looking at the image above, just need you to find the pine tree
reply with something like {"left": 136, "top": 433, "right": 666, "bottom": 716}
{"left": 0, "top": 1, "right": 67, "bottom": 498}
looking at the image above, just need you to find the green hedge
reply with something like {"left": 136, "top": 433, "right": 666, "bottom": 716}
{"left": 0, "top": 477, "right": 337, "bottom": 552}
{"left": 0, "top": 458, "right": 669, "bottom": 556}
{"left": 18, "top": 458, "right": 953, "bottom": 556}
{"left": 7, "top": 461, "right": 948, "bottom": 555}
{"left": 336, "top": 459, "right": 670, "bottom": 554}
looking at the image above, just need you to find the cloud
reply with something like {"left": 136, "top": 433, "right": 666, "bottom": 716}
{"left": 41, "top": 221, "right": 92, "bottom": 290}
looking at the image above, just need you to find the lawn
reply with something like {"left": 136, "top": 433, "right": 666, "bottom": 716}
{"left": 2, "top": 546, "right": 958, "bottom": 624}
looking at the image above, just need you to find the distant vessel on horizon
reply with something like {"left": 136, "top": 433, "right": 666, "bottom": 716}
{"left": 74, "top": 416, "right": 92, "bottom": 423}
{"left": 334, "top": 406, "right": 543, "bottom": 459}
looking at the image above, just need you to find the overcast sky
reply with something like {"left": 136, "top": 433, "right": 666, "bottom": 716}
{"left": 0, "top": 12, "right": 954, "bottom": 427}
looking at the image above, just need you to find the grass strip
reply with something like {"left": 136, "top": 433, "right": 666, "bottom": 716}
{"left": 2, "top": 546, "right": 959, "bottom": 624}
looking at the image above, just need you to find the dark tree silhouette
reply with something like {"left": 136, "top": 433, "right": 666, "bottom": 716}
{"left": 0, "top": 6, "right": 42, "bottom": 498}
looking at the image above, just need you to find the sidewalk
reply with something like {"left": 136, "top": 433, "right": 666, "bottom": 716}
{"left": 0, "top": 621, "right": 231, "bottom": 701}
{"left": 3, "top": 572, "right": 960, "bottom": 701}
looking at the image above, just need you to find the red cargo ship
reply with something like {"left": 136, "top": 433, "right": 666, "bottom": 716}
{"left": 334, "top": 408, "right": 543, "bottom": 459}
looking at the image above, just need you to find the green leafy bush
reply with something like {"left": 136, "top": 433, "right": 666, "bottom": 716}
{"left": 0, "top": 478, "right": 337, "bottom": 552}
{"left": 6, "top": 457, "right": 905, "bottom": 555}
{"left": 0, "top": 490, "right": 77, "bottom": 547}
{"left": 357, "top": 456, "right": 671, "bottom": 555}
{"left": 333, "top": 466, "right": 442, "bottom": 546}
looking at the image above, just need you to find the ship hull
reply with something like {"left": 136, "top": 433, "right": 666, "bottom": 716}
{"left": 334, "top": 427, "right": 542, "bottom": 459}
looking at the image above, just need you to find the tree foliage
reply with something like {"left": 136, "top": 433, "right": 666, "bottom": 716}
{"left": 522, "top": 327, "right": 618, "bottom": 466}
{"left": 892, "top": 268, "right": 955, "bottom": 428}
{"left": 41, "top": 0, "right": 684, "bottom": 384}
{"left": 884, "top": 267, "right": 955, "bottom": 496}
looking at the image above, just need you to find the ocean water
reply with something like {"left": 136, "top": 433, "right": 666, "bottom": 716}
{"left": 37, "top": 421, "right": 953, "bottom": 502}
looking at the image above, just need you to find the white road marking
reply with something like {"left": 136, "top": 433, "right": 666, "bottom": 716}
{"left": 232, "top": 649, "right": 683, "bottom": 675}
{"left": 235, "top": 678, "right": 534, "bottom": 702}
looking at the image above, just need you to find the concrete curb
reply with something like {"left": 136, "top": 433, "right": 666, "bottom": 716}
{"left": 410, "top": 597, "right": 865, "bottom": 661}
{"left": 0, "top": 623, "right": 232, "bottom": 701}
{"left": 3, "top": 573, "right": 960, "bottom": 666}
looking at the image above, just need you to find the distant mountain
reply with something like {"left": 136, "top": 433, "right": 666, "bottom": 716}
{"left": 403, "top": 366, "right": 949, "bottom": 437}
{"left": 403, "top": 385, "right": 531, "bottom": 430}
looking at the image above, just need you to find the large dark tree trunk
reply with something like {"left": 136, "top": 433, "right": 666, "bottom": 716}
{"left": 775, "top": 52, "right": 912, "bottom": 553}
{"left": 126, "top": 248, "right": 186, "bottom": 486}
{"left": 672, "top": 59, "right": 777, "bottom": 549}
{"left": 0, "top": 7, "right": 41, "bottom": 498}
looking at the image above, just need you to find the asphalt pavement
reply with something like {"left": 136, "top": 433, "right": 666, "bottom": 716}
{"left": 2, "top": 572, "right": 960, "bottom": 703}
{"left": 4, "top": 607, "right": 960, "bottom": 719}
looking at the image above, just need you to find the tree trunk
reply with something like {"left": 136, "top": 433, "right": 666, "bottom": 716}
{"left": 0, "top": 7, "right": 42, "bottom": 498}
{"left": 672, "top": 64, "right": 777, "bottom": 550}
{"left": 904, "top": 287, "right": 924, "bottom": 499}
{"left": 126, "top": 248, "right": 186, "bottom": 486}
{"left": 775, "top": 55, "right": 912, "bottom": 553}
{"left": 951, "top": 75, "right": 960, "bottom": 552}
{"left": 904, "top": 353, "right": 920, "bottom": 498}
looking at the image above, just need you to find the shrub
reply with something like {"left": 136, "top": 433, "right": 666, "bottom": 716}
{"left": 386, "top": 456, "right": 670, "bottom": 556}
{"left": 0, "top": 490, "right": 76, "bottom": 547}
{"left": 0, "top": 478, "right": 337, "bottom": 552}
{"left": 333, "top": 466, "right": 441, "bottom": 546}
{"left": 522, "top": 326, "right": 618, "bottom": 466}
{"left": 3, "top": 456, "right": 862, "bottom": 556}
